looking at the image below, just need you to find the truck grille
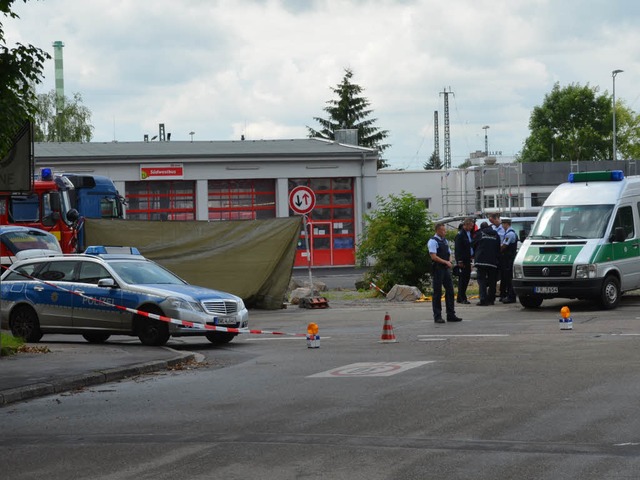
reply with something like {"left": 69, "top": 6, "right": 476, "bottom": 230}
{"left": 202, "top": 300, "right": 238, "bottom": 315}
{"left": 523, "top": 266, "right": 573, "bottom": 278}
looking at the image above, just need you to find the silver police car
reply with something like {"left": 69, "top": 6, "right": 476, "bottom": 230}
{"left": 0, "top": 246, "right": 249, "bottom": 346}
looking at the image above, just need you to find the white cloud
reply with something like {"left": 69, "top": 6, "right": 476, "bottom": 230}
{"left": 5, "top": 0, "right": 638, "bottom": 168}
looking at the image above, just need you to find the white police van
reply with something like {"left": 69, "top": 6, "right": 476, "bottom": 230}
{"left": 513, "top": 170, "right": 640, "bottom": 309}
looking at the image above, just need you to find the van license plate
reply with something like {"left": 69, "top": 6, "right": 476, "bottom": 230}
{"left": 534, "top": 286, "right": 559, "bottom": 294}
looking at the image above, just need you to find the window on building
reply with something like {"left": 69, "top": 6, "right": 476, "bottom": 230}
{"left": 207, "top": 179, "right": 276, "bottom": 221}
{"left": 531, "top": 192, "right": 550, "bottom": 207}
{"left": 125, "top": 181, "right": 196, "bottom": 220}
{"left": 509, "top": 194, "right": 524, "bottom": 208}
{"left": 483, "top": 195, "right": 496, "bottom": 208}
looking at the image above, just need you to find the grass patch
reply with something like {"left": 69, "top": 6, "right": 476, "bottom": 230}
{"left": 1, "top": 332, "right": 25, "bottom": 357}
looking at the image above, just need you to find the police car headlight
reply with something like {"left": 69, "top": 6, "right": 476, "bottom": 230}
{"left": 576, "top": 264, "right": 596, "bottom": 279}
{"left": 237, "top": 298, "right": 245, "bottom": 311}
{"left": 167, "top": 297, "right": 204, "bottom": 312}
{"left": 513, "top": 264, "right": 523, "bottom": 279}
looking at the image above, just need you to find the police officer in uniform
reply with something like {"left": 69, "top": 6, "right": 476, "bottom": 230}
{"left": 499, "top": 217, "right": 518, "bottom": 303}
{"left": 428, "top": 222, "right": 463, "bottom": 323}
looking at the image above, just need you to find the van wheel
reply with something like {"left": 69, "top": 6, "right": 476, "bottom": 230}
{"left": 519, "top": 295, "right": 543, "bottom": 308}
{"left": 135, "top": 307, "right": 170, "bottom": 346}
{"left": 10, "top": 305, "right": 43, "bottom": 342}
{"left": 599, "top": 275, "right": 620, "bottom": 310}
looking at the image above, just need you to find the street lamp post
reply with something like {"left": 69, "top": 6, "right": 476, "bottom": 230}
{"left": 612, "top": 69, "right": 623, "bottom": 160}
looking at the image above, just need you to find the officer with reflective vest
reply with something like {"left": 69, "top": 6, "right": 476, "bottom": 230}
{"left": 499, "top": 218, "right": 518, "bottom": 304}
{"left": 428, "top": 222, "right": 463, "bottom": 323}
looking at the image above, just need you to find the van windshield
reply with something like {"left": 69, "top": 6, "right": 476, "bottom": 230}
{"left": 530, "top": 205, "right": 613, "bottom": 239}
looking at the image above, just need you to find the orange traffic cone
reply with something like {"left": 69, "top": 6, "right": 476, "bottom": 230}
{"left": 379, "top": 312, "right": 398, "bottom": 343}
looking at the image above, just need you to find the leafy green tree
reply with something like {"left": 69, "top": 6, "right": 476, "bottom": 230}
{"left": 615, "top": 101, "right": 640, "bottom": 160}
{"left": 34, "top": 90, "right": 94, "bottom": 142}
{"left": 0, "top": 0, "right": 50, "bottom": 155}
{"left": 423, "top": 151, "right": 443, "bottom": 170}
{"left": 520, "top": 82, "right": 611, "bottom": 162}
{"left": 357, "top": 192, "right": 434, "bottom": 293}
{"left": 308, "top": 68, "right": 390, "bottom": 169}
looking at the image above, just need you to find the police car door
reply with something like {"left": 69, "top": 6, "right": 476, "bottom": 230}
{"left": 71, "top": 260, "right": 126, "bottom": 331}
{"left": 30, "top": 260, "right": 77, "bottom": 329}
{"left": 609, "top": 205, "right": 640, "bottom": 289}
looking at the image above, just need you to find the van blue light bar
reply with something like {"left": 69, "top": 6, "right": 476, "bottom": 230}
{"left": 568, "top": 170, "right": 624, "bottom": 183}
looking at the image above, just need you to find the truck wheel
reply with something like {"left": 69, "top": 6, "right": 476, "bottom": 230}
{"left": 599, "top": 275, "right": 620, "bottom": 310}
{"left": 10, "top": 305, "right": 43, "bottom": 342}
{"left": 82, "top": 333, "right": 111, "bottom": 344}
{"left": 518, "top": 295, "right": 543, "bottom": 308}
{"left": 206, "top": 332, "right": 236, "bottom": 345}
{"left": 135, "top": 307, "right": 170, "bottom": 346}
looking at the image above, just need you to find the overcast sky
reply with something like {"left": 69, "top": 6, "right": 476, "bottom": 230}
{"left": 5, "top": 0, "right": 639, "bottom": 169}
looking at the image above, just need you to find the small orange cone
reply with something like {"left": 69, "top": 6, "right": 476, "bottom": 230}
{"left": 379, "top": 312, "right": 398, "bottom": 343}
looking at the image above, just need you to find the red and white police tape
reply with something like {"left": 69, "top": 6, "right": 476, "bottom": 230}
{"left": 0, "top": 264, "right": 306, "bottom": 337}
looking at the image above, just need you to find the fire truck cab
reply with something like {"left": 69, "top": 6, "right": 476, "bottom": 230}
{"left": 0, "top": 168, "right": 80, "bottom": 253}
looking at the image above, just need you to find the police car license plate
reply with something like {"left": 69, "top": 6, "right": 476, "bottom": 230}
{"left": 216, "top": 317, "right": 236, "bottom": 325}
{"left": 534, "top": 286, "right": 559, "bottom": 294}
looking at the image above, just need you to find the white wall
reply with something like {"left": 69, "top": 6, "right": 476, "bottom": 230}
{"left": 377, "top": 169, "right": 476, "bottom": 218}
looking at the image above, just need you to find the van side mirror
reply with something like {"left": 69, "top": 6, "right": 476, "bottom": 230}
{"left": 610, "top": 226, "right": 626, "bottom": 243}
{"left": 519, "top": 229, "right": 527, "bottom": 242}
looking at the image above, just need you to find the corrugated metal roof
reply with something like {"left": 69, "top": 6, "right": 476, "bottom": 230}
{"left": 34, "top": 138, "right": 378, "bottom": 159}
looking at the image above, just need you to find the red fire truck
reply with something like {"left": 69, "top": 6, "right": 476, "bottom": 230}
{"left": 0, "top": 168, "right": 81, "bottom": 254}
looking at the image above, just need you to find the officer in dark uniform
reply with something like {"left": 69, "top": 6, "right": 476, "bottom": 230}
{"left": 428, "top": 222, "right": 463, "bottom": 323}
{"left": 499, "top": 218, "right": 518, "bottom": 303}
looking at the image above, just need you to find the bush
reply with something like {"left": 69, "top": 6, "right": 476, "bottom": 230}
{"left": 357, "top": 192, "right": 435, "bottom": 292}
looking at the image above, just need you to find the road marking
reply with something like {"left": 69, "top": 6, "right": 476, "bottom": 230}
{"left": 309, "top": 361, "right": 433, "bottom": 378}
{"left": 418, "top": 334, "right": 509, "bottom": 338}
{"left": 244, "top": 336, "right": 331, "bottom": 341}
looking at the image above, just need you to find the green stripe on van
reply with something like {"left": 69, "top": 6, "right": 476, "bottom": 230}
{"left": 522, "top": 245, "right": 583, "bottom": 264}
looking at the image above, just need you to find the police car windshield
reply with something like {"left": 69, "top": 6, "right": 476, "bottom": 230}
{"left": 107, "top": 259, "right": 186, "bottom": 285}
{"left": 530, "top": 205, "right": 613, "bottom": 239}
{"left": 1, "top": 230, "right": 62, "bottom": 254}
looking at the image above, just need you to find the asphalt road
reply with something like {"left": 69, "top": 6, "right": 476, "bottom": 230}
{"left": 3, "top": 296, "right": 640, "bottom": 479}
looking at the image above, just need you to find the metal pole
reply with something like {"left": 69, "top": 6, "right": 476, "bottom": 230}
{"left": 303, "top": 214, "right": 314, "bottom": 294}
{"left": 612, "top": 69, "right": 623, "bottom": 160}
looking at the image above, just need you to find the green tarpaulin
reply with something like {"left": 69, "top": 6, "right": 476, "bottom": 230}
{"left": 84, "top": 216, "right": 302, "bottom": 310}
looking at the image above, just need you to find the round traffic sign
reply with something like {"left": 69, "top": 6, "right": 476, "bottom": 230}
{"left": 289, "top": 186, "right": 316, "bottom": 215}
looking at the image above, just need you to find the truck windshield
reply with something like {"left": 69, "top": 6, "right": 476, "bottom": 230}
{"left": 530, "top": 205, "right": 614, "bottom": 239}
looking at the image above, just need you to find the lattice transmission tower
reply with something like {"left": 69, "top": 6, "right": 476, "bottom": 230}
{"left": 440, "top": 87, "right": 454, "bottom": 169}
{"left": 433, "top": 110, "right": 440, "bottom": 165}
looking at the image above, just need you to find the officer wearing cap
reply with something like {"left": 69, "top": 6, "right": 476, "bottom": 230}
{"left": 499, "top": 217, "right": 518, "bottom": 304}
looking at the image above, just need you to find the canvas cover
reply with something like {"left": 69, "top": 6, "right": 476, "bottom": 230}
{"left": 84, "top": 216, "right": 302, "bottom": 310}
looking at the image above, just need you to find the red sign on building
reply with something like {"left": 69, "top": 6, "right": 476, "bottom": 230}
{"left": 140, "top": 164, "right": 184, "bottom": 180}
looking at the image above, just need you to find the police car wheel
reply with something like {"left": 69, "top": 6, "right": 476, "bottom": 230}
{"left": 9, "top": 305, "right": 43, "bottom": 343}
{"left": 82, "top": 333, "right": 111, "bottom": 344}
{"left": 206, "top": 332, "right": 236, "bottom": 345}
{"left": 599, "top": 275, "right": 620, "bottom": 310}
{"left": 135, "top": 307, "right": 170, "bottom": 346}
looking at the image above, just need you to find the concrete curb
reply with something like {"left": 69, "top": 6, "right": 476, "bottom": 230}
{"left": 0, "top": 350, "right": 197, "bottom": 407}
